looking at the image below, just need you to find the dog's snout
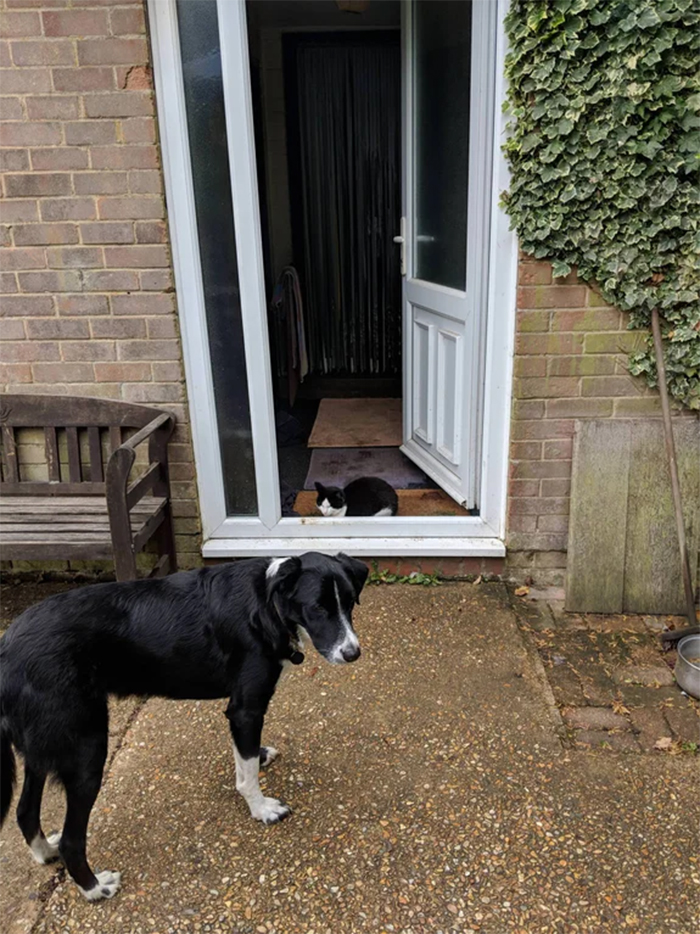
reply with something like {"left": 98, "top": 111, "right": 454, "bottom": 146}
{"left": 341, "top": 643, "right": 361, "bottom": 663}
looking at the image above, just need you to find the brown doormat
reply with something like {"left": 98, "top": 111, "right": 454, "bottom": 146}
{"left": 308, "top": 398, "right": 402, "bottom": 448}
{"left": 293, "top": 488, "right": 471, "bottom": 517}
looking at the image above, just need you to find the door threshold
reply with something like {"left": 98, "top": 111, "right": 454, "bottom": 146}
{"left": 202, "top": 536, "right": 506, "bottom": 558}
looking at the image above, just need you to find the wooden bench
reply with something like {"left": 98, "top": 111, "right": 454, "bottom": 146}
{"left": 0, "top": 394, "right": 177, "bottom": 581}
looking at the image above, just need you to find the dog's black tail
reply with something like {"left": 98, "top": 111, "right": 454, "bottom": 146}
{"left": 1, "top": 725, "right": 16, "bottom": 827}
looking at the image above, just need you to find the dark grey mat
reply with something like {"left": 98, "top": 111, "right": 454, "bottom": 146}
{"left": 304, "top": 447, "right": 432, "bottom": 491}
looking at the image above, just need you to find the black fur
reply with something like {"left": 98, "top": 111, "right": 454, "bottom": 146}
{"left": 0, "top": 552, "right": 368, "bottom": 898}
{"left": 315, "top": 477, "right": 399, "bottom": 517}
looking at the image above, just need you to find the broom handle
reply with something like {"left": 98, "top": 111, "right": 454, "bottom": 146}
{"left": 650, "top": 308, "right": 697, "bottom": 626}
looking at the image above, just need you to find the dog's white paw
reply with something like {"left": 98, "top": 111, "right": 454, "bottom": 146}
{"left": 29, "top": 832, "right": 61, "bottom": 864}
{"left": 250, "top": 796, "right": 290, "bottom": 825}
{"left": 259, "top": 746, "right": 279, "bottom": 768}
{"left": 81, "top": 870, "right": 122, "bottom": 902}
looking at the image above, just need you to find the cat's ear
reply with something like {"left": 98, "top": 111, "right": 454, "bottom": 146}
{"left": 314, "top": 481, "right": 325, "bottom": 495}
{"left": 336, "top": 553, "right": 369, "bottom": 604}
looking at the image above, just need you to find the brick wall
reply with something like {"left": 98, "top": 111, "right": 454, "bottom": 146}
{"left": 0, "top": 0, "right": 201, "bottom": 569}
{"left": 506, "top": 254, "right": 681, "bottom": 589}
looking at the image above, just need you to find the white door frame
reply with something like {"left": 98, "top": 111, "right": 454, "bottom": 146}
{"left": 148, "top": 0, "right": 516, "bottom": 558}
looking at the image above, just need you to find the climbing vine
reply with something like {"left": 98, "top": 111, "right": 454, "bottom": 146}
{"left": 502, "top": 0, "right": 700, "bottom": 409}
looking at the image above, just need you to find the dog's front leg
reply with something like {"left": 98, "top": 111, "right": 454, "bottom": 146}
{"left": 225, "top": 703, "right": 290, "bottom": 825}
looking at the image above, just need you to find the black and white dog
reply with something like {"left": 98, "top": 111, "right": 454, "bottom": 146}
{"left": 0, "top": 552, "right": 368, "bottom": 902}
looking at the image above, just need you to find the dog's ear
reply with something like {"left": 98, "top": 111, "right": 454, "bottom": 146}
{"left": 266, "top": 556, "right": 302, "bottom": 603}
{"left": 336, "top": 553, "right": 369, "bottom": 603}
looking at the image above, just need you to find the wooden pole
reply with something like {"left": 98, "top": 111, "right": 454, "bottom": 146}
{"left": 650, "top": 307, "right": 697, "bottom": 626}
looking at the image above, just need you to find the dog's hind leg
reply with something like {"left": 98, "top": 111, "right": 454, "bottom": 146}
{"left": 58, "top": 736, "right": 121, "bottom": 902}
{"left": 17, "top": 766, "right": 60, "bottom": 864}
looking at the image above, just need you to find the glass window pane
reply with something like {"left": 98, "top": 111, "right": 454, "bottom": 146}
{"left": 413, "top": 0, "right": 471, "bottom": 291}
{"left": 176, "top": 0, "right": 257, "bottom": 516}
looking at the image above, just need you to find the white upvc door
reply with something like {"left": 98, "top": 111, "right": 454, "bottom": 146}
{"left": 400, "top": 0, "right": 496, "bottom": 508}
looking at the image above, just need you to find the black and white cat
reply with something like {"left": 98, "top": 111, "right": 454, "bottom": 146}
{"left": 315, "top": 477, "right": 398, "bottom": 517}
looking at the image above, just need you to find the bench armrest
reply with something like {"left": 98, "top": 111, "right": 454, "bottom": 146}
{"left": 106, "top": 412, "right": 175, "bottom": 513}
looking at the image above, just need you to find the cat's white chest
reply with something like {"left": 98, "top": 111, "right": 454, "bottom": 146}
{"left": 318, "top": 498, "right": 347, "bottom": 518}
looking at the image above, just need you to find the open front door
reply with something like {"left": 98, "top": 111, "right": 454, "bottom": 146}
{"left": 400, "top": 0, "right": 495, "bottom": 508}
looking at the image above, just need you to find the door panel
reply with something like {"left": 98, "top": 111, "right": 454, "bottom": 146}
{"left": 401, "top": 0, "right": 495, "bottom": 508}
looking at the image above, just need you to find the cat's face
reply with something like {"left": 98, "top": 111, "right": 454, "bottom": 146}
{"left": 315, "top": 482, "right": 347, "bottom": 517}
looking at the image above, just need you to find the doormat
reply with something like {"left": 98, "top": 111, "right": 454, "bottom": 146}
{"left": 304, "top": 446, "right": 432, "bottom": 491}
{"left": 294, "top": 487, "right": 471, "bottom": 517}
{"left": 307, "top": 398, "right": 402, "bottom": 448}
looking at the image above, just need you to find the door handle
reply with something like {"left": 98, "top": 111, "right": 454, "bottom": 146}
{"left": 394, "top": 217, "right": 406, "bottom": 276}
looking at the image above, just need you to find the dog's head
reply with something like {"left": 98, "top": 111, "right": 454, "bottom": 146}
{"left": 266, "top": 552, "right": 369, "bottom": 664}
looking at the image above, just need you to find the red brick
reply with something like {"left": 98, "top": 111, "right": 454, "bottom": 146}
{"left": 538, "top": 515, "right": 569, "bottom": 533}
{"left": 513, "top": 357, "right": 546, "bottom": 378}
{"left": 0, "top": 247, "right": 46, "bottom": 271}
{"left": 91, "top": 144, "right": 157, "bottom": 169}
{"left": 10, "top": 38, "right": 74, "bottom": 66}
{"left": 110, "top": 7, "right": 145, "bottom": 36}
{"left": 507, "top": 531, "right": 567, "bottom": 552}
{"left": 118, "top": 339, "right": 180, "bottom": 361}
{"left": 0, "top": 273, "right": 19, "bottom": 293}
{"left": 511, "top": 419, "right": 575, "bottom": 441}
{"left": 551, "top": 309, "right": 621, "bottom": 331}
{"left": 0, "top": 97, "right": 23, "bottom": 119}
{"left": 510, "top": 441, "right": 542, "bottom": 461}
{"left": 510, "top": 497, "right": 569, "bottom": 516}
{"left": 511, "top": 461, "right": 572, "bottom": 480}
{"left": 0, "top": 11, "right": 41, "bottom": 37}
{"left": 613, "top": 397, "right": 663, "bottom": 417}
{"left": 25, "top": 318, "right": 89, "bottom": 340}
{"left": 0, "top": 149, "right": 29, "bottom": 172}
{"left": 0, "top": 342, "right": 59, "bottom": 364}
{"left": 0, "top": 200, "right": 38, "bottom": 223}
{"left": 151, "top": 361, "right": 182, "bottom": 382}
{"left": 40, "top": 197, "right": 95, "bottom": 221}
{"left": 513, "top": 400, "right": 545, "bottom": 420}
{"left": 139, "top": 270, "right": 172, "bottom": 291}
{"left": 516, "top": 333, "right": 585, "bottom": 356}
{"left": 111, "top": 293, "right": 173, "bottom": 316}
{"left": 57, "top": 294, "right": 108, "bottom": 316}
{"left": 82, "top": 269, "right": 139, "bottom": 291}
{"left": 517, "top": 309, "right": 551, "bottom": 333}
{"left": 0, "top": 40, "right": 9, "bottom": 68}
{"left": 0, "top": 121, "right": 62, "bottom": 147}
{"left": 515, "top": 377, "right": 580, "bottom": 399}
{"left": 135, "top": 222, "right": 167, "bottom": 244}
{"left": 98, "top": 196, "right": 163, "bottom": 220}
{"left": 74, "top": 171, "right": 128, "bottom": 194}
{"left": 31, "top": 148, "right": 88, "bottom": 171}
{"left": 545, "top": 398, "right": 614, "bottom": 418}
{"left": 120, "top": 64, "right": 152, "bottom": 91}
{"left": 120, "top": 117, "right": 155, "bottom": 144}
{"left": 13, "top": 223, "right": 78, "bottom": 245}
{"left": 128, "top": 169, "right": 161, "bottom": 193}
{"left": 146, "top": 317, "right": 178, "bottom": 340}
{"left": 541, "top": 479, "right": 571, "bottom": 497}
{"left": 62, "top": 340, "right": 115, "bottom": 362}
{"left": 80, "top": 221, "right": 134, "bottom": 244}
{"left": 0, "top": 319, "right": 26, "bottom": 340}
{"left": 543, "top": 439, "right": 573, "bottom": 460}
{"left": 95, "top": 361, "right": 150, "bottom": 382}
{"left": 547, "top": 355, "right": 616, "bottom": 377}
{"left": 583, "top": 332, "right": 646, "bottom": 354}
{"left": 518, "top": 262, "right": 552, "bottom": 286}
{"left": 77, "top": 38, "right": 147, "bottom": 66}
{"left": 0, "top": 67, "right": 51, "bottom": 93}
{"left": 47, "top": 246, "right": 103, "bottom": 268}
{"left": 104, "top": 245, "right": 168, "bottom": 268}
{"left": 5, "top": 173, "right": 73, "bottom": 199}
{"left": 517, "top": 286, "right": 587, "bottom": 309}
{"left": 32, "top": 362, "right": 94, "bottom": 382}
{"left": 1, "top": 295, "right": 55, "bottom": 316}
{"left": 43, "top": 9, "right": 109, "bottom": 36}
{"left": 52, "top": 66, "right": 113, "bottom": 92}
{"left": 0, "top": 228, "right": 12, "bottom": 249}
{"left": 26, "top": 95, "right": 79, "bottom": 120}
{"left": 581, "top": 376, "right": 643, "bottom": 397}
{"left": 90, "top": 316, "right": 145, "bottom": 339}
{"left": 509, "top": 479, "right": 540, "bottom": 497}
{"left": 64, "top": 121, "right": 117, "bottom": 145}
{"left": 0, "top": 362, "right": 32, "bottom": 383}
{"left": 18, "top": 270, "right": 81, "bottom": 292}
{"left": 84, "top": 92, "right": 153, "bottom": 119}
{"left": 123, "top": 383, "right": 183, "bottom": 404}
{"left": 508, "top": 515, "right": 537, "bottom": 532}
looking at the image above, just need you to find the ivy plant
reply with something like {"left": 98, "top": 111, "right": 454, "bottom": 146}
{"left": 502, "top": 0, "right": 700, "bottom": 409}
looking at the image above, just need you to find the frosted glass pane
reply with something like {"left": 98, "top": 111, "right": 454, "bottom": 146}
{"left": 413, "top": 0, "right": 471, "bottom": 291}
{"left": 177, "top": 0, "right": 257, "bottom": 516}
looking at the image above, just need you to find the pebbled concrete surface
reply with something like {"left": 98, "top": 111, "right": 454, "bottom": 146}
{"left": 2, "top": 582, "right": 698, "bottom": 934}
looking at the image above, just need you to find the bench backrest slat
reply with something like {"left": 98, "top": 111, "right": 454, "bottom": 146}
{"left": 88, "top": 426, "right": 103, "bottom": 482}
{"left": 44, "top": 427, "right": 60, "bottom": 481}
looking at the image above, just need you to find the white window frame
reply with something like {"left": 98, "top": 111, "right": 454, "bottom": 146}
{"left": 148, "top": 0, "right": 516, "bottom": 558}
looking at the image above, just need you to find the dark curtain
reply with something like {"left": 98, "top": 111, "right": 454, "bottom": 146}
{"left": 292, "top": 35, "right": 401, "bottom": 377}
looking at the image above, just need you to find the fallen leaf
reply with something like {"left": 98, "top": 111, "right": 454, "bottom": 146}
{"left": 653, "top": 736, "right": 673, "bottom": 750}
{"left": 473, "top": 575, "right": 482, "bottom": 585}
{"left": 514, "top": 585, "right": 529, "bottom": 597}
{"left": 612, "top": 700, "right": 630, "bottom": 715}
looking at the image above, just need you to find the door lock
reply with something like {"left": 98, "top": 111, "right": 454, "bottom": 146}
{"left": 394, "top": 217, "right": 406, "bottom": 276}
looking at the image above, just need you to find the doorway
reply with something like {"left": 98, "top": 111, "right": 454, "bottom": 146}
{"left": 149, "top": 0, "right": 514, "bottom": 554}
